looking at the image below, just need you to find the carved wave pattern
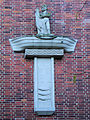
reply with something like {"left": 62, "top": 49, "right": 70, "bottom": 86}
{"left": 38, "top": 88, "right": 51, "bottom": 101}
{"left": 25, "top": 49, "right": 63, "bottom": 57}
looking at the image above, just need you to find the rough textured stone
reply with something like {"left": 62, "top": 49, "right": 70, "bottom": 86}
{"left": 25, "top": 49, "right": 64, "bottom": 58}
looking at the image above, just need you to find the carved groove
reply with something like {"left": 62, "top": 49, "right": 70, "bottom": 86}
{"left": 38, "top": 88, "right": 51, "bottom": 101}
{"left": 9, "top": 36, "right": 77, "bottom": 52}
{"left": 38, "top": 88, "right": 50, "bottom": 91}
{"left": 38, "top": 93, "right": 50, "bottom": 96}
{"left": 38, "top": 98, "right": 50, "bottom": 101}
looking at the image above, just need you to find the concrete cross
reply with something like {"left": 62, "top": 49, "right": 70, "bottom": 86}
{"left": 9, "top": 5, "right": 77, "bottom": 115}
{"left": 9, "top": 36, "right": 77, "bottom": 115}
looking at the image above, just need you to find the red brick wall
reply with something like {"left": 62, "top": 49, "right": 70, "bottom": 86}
{"left": 0, "top": 0, "right": 90, "bottom": 119}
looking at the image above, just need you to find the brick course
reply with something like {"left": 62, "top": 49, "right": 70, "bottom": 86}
{"left": 0, "top": 0, "right": 90, "bottom": 119}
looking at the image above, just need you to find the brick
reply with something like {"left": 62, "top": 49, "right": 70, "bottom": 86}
{"left": 0, "top": 0, "right": 89, "bottom": 119}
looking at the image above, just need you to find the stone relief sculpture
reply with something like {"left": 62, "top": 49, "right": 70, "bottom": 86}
{"left": 9, "top": 5, "right": 77, "bottom": 52}
{"left": 35, "top": 5, "right": 56, "bottom": 39}
{"left": 9, "top": 4, "right": 78, "bottom": 116}
{"left": 35, "top": 5, "right": 50, "bottom": 35}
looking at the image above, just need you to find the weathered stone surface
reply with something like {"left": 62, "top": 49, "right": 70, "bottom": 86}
{"left": 9, "top": 36, "right": 77, "bottom": 52}
{"left": 34, "top": 57, "right": 55, "bottom": 115}
{"left": 24, "top": 49, "right": 64, "bottom": 58}
{"left": 35, "top": 5, "right": 50, "bottom": 35}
